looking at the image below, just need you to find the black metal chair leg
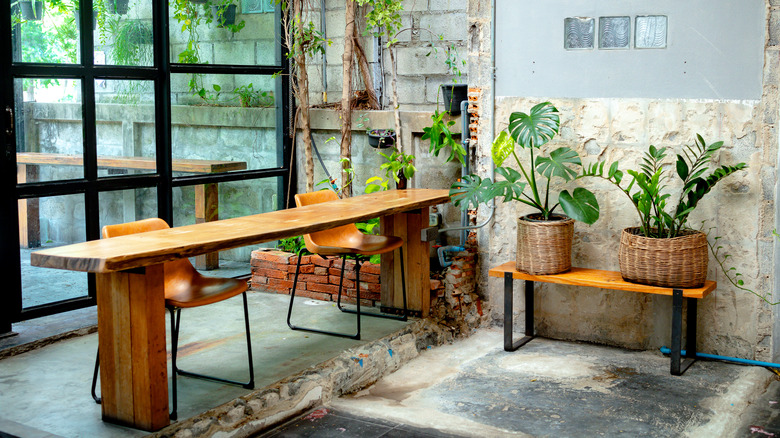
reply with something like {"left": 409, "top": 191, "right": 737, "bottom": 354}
{"left": 173, "top": 299, "right": 255, "bottom": 389}
{"left": 169, "top": 306, "right": 179, "bottom": 421}
{"left": 289, "top": 254, "right": 360, "bottom": 339}
{"left": 337, "top": 250, "right": 408, "bottom": 322}
{"left": 91, "top": 348, "right": 101, "bottom": 404}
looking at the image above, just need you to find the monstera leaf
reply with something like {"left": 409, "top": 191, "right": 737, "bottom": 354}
{"left": 535, "top": 147, "right": 581, "bottom": 182}
{"left": 558, "top": 188, "right": 599, "bottom": 225}
{"left": 450, "top": 174, "right": 496, "bottom": 210}
{"left": 491, "top": 130, "right": 514, "bottom": 167}
{"left": 507, "top": 102, "right": 560, "bottom": 149}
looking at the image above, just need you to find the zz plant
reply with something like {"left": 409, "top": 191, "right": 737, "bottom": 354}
{"left": 451, "top": 102, "right": 599, "bottom": 225}
{"left": 582, "top": 135, "right": 747, "bottom": 238}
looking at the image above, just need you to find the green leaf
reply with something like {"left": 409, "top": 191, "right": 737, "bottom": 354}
{"left": 507, "top": 102, "right": 560, "bottom": 149}
{"left": 491, "top": 130, "right": 514, "bottom": 166}
{"left": 450, "top": 174, "right": 498, "bottom": 210}
{"left": 676, "top": 155, "right": 689, "bottom": 180}
{"left": 535, "top": 147, "right": 581, "bottom": 182}
{"left": 558, "top": 188, "right": 600, "bottom": 225}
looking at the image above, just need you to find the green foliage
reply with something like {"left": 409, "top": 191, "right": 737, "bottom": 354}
{"left": 377, "top": 147, "right": 416, "bottom": 184}
{"left": 450, "top": 102, "right": 599, "bottom": 224}
{"left": 356, "top": 0, "right": 404, "bottom": 47}
{"left": 287, "top": 18, "right": 331, "bottom": 59}
{"left": 104, "top": 17, "right": 153, "bottom": 66}
{"left": 581, "top": 135, "right": 747, "bottom": 238}
{"left": 422, "top": 109, "right": 466, "bottom": 165}
{"left": 233, "top": 83, "right": 274, "bottom": 107}
{"left": 277, "top": 235, "right": 307, "bottom": 255}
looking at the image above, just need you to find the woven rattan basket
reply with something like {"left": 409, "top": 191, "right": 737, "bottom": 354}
{"left": 516, "top": 214, "right": 574, "bottom": 275}
{"left": 619, "top": 227, "right": 708, "bottom": 288}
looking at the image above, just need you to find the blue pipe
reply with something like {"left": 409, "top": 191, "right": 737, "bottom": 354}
{"left": 438, "top": 245, "right": 465, "bottom": 268}
{"left": 660, "top": 346, "right": 780, "bottom": 369}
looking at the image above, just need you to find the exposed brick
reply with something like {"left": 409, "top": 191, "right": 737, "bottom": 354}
{"left": 252, "top": 260, "right": 289, "bottom": 270}
{"left": 366, "top": 283, "right": 381, "bottom": 294}
{"left": 338, "top": 296, "right": 377, "bottom": 307}
{"left": 298, "top": 274, "right": 329, "bottom": 284}
{"left": 252, "top": 268, "right": 288, "bottom": 280}
{"left": 430, "top": 279, "right": 442, "bottom": 290}
{"left": 250, "top": 275, "right": 268, "bottom": 285}
{"left": 312, "top": 255, "right": 332, "bottom": 267}
{"left": 292, "top": 290, "right": 333, "bottom": 301}
{"left": 361, "top": 263, "right": 381, "bottom": 275}
{"left": 291, "top": 255, "right": 311, "bottom": 265}
{"left": 307, "top": 282, "right": 342, "bottom": 294}
{"left": 288, "top": 264, "right": 315, "bottom": 274}
{"left": 314, "top": 267, "right": 329, "bottom": 275}
{"left": 252, "top": 250, "right": 294, "bottom": 264}
{"left": 329, "top": 275, "right": 355, "bottom": 287}
{"left": 266, "top": 278, "right": 294, "bottom": 291}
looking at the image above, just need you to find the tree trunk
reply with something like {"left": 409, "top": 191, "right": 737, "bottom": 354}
{"left": 294, "top": 0, "right": 314, "bottom": 192}
{"left": 353, "top": 23, "right": 379, "bottom": 110}
{"left": 389, "top": 40, "right": 403, "bottom": 155}
{"left": 339, "top": 0, "right": 356, "bottom": 198}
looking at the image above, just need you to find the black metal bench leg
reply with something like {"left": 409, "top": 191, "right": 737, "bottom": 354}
{"left": 504, "top": 272, "right": 535, "bottom": 351}
{"left": 671, "top": 289, "right": 696, "bottom": 375}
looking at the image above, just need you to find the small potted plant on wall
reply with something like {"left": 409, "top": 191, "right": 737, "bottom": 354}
{"left": 451, "top": 102, "right": 599, "bottom": 274}
{"left": 582, "top": 136, "right": 747, "bottom": 288}
{"left": 18, "top": 0, "right": 44, "bottom": 21}
{"left": 367, "top": 129, "right": 396, "bottom": 149}
{"left": 105, "top": 0, "right": 130, "bottom": 15}
{"left": 212, "top": 0, "right": 238, "bottom": 27}
{"left": 440, "top": 40, "right": 467, "bottom": 115}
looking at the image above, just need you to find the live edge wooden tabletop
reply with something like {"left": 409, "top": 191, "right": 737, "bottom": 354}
{"left": 31, "top": 189, "right": 451, "bottom": 273}
{"left": 489, "top": 262, "right": 716, "bottom": 299}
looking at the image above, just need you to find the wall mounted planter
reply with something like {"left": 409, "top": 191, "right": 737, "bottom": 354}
{"left": 19, "top": 1, "right": 44, "bottom": 21}
{"left": 212, "top": 4, "right": 238, "bottom": 27}
{"left": 367, "top": 129, "right": 395, "bottom": 149}
{"left": 106, "top": 0, "right": 130, "bottom": 15}
{"left": 441, "top": 84, "right": 468, "bottom": 116}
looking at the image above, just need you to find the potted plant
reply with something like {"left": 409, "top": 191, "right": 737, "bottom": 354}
{"left": 18, "top": 0, "right": 44, "bottom": 21}
{"left": 450, "top": 102, "right": 599, "bottom": 274}
{"left": 582, "top": 136, "right": 747, "bottom": 288}
{"left": 212, "top": 1, "right": 238, "bottom": 27}
{"left": 368, "top": 147, "right": 416, "bottom": 190}
{"left": 367, "top": 129, "right": 396, "bottom": 149}
{"left": 440, "top": 41, "right": 467, "bottom": 116}
{"left": 233, "top": 83, "right": 273, "bottom": 107}
{"left": 105, "top": 0, "right": 129, "bottom": 15}
{"left": 422, "top": 109, "right": 466, "bottom": 164}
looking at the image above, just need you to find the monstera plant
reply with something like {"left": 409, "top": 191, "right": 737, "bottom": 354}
{"left": 451, "top": 102, "right": 598, "bottom": 274}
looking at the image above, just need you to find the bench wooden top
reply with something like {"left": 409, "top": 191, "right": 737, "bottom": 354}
{"left": 31, "top": 189, "right": 451, "bottom": 273}
{"left": 489, "top": 262, "right": 716, "bottom": 299}
{"left": 17, "top": 152, "right": 247, "bottom": 173}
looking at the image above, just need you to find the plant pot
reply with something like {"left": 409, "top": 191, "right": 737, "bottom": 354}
{"left": 619, "top": 227, "right": 708, "bottom": 288}
{"left": 367, "top": 129, "right": 395, "bottom": 149}
{"left": 395, "top": 171, "right": 407, "bottom": 190}
{"left": 106, "top": 0, "right": 130, "bottom": 15}
{"left": 516, "top": 214, "right": 574, "bottom": 275}
{"left": 212, "top": 4, "right": 237, "bottom": 27}
{"left": 441, "top": 84, "right": 468, "bottom": 116}
{"left": 19, "top": 1, "right": 44, "bottom": 21}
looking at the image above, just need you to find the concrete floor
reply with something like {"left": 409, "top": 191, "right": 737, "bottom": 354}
{"left": 0, "top": 291, "right": 412, "bottom": 438}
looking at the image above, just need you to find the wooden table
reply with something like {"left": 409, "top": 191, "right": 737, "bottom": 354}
{"left": 489, "top": 263, "right": 717, "bottom": 376}
{"left": 17, "top": 152, "right": 247, "bottom": 270}
{"left": 31, "top": 189, "right": 450, "bottom": 431}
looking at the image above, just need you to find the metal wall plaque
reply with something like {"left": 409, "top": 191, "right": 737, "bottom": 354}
{"left": 635, "top": 15, "right": 668, "bottom": 49}
{"left": 599, "top": 16, "right": 630, "bottom": 49}
{"left": 564, "top": 17, "right": 595, "bottom": 50}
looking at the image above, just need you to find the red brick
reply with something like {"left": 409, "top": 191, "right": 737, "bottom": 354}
{"left": 307, "top": 282, "right": 342, "bottom": 294}
{"left": 430, "top": 279, "right": 442, "bottom": 290}
{"left": 252, "top": 259, "right": 288, "bottom": 270}
{"left": 250, "top": 276, "right": 268, "bottom": 286}
{"left": 252, "top": 267, "right": 288, "bottom": 280}
{"left": 293, "top": 290, "right": 333, "bottom": 301}
{"left": 314, "top": 266, "right": 329, "bottom": 275}
{"left": 290, "top": 255, "right": 311, "bottom": 265}
{"left": 338, "top": 297, "right": 377, "bottom": 307}
{"left": 266, "top": 278, "right": 294, "bottom": 290}
{"left": 312, "top": 255, "right": 332, "bottom": 267}
{"left": 329, "top": 275, "right": 355, "bottom": 288}
{"left": 366, "top": 283, "right": 381, "bottom": 294}
{"left": 361, "top": 263, "right": 381, "bottom": 275}
{"left": 253, "top": 250, "right": 294, "bottom": 264}
{"left": 299, "top": 274, "right": 329, "bottom": 284}
{"left": 288, "top": 264, "right": 315, "bottom": 274}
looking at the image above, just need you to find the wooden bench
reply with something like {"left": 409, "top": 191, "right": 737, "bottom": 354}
{"left": 17, "top": 152, "right": 247, "bottom": 270}
{"left": 489, "top": 262, "right": 717, "bottom": 376}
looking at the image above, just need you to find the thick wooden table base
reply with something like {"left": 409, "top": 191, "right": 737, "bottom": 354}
{"left": 489, "top": 263, "right": 716, "bottom": 376}
{"left": 380, "top": 208, "right": 431, "bottom": 317}
{"left": 32, "top": 189, "right": 450, "bottom": 431}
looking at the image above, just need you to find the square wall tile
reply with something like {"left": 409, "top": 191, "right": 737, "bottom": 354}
{"left": 564, "top": 17, "right": 595, "bottom": 50}
{"left": 635, "top": 15, "right": 668, "bottom": 49}
{"left": 599, "top": 16, "right": 630, "bottom": 49}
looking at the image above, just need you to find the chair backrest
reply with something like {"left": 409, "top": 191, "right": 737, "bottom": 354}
{"left": 101, "top": 218, "right": 198, "bottom": 287}
{"left": 294, "top": 191, "right": 362, "bottom": 253}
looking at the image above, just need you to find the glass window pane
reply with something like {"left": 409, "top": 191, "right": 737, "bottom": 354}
{"left": 95, "top": 79, "right": 157, "bottom": 177}
{"left": 171, "top": 73, "right": 282, "bottom": 175}
{"left": 169, "top": 1, "right": 278, "bottom": 66}
{"left": 20, "top": 193, "right": 87, "bottom": 308}
{"left": 11, "top": 0, "right": 81, "bottom": 64}
{"left": 173, "top": 178, "right": 281, "bottom": 273}
{"left": 98, "top": 187, "right": 159, "bottom": 231}
{"left": 15, "top": 78, "right": 84, "bottom": 184}
{"left": 95, "top": 0, "right": 154, "bottom": 67}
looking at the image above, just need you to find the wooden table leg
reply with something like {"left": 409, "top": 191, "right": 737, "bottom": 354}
{"left": 96, "top": 265, "right": 169, "bottom": 431}
{"left": 380, "top": 207, "right": 430, "bottom": 317}
{"left": 195, "top": 183, "right": 219, "bottom": 270}
{"left": 17, "top": 164, "right": 40, "bottom": 248}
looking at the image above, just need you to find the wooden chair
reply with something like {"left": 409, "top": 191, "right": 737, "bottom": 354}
{"left": 286, "top": 191, "right": 408, "bottom": 340}
{"left": 91, "top": 218, "right": 254, "bottom": 420}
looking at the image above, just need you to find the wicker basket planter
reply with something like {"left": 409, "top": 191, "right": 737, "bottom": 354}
{"left": 619, "top": 227, "right": 708, "bottom": 288}
{"left": 516, "top": 214, "right": 574, "bottom": 275}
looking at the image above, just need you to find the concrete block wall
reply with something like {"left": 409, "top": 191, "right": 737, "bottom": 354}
{"left": 467, "top": 0, "right": 780, "bottom": 361}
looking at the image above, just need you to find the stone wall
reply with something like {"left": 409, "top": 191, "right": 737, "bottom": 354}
{"left": 467, "top": 1, "right": 780, "bottom": 360}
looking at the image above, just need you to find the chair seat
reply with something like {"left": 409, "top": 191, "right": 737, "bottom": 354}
{"left": 165, "top": 275, "right": 247, "bottom": 309}
{"left": 309, "top": 234, "right": 404, "bottom": 256}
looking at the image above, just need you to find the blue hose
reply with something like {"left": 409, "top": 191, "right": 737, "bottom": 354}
{"left": 660, "top": 346, "right": 780, "bottom": 369}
